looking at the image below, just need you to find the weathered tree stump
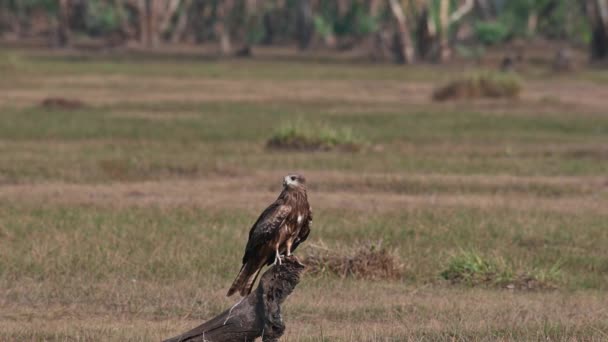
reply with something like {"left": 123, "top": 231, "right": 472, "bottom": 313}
{"left": 163, "top": 256, "right": 305, "bottom": 342}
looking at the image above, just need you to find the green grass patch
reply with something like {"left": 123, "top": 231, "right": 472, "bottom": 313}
{"left": 441, "top": 250, "right": 561, "bottom": 290}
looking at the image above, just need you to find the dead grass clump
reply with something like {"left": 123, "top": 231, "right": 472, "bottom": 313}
{"left": 433, "top": 72, "right": 522, "bottom": 101}
{"left": 506, "top": 274, "right": 557, "bottom": 291}
{"left": 267, "top": 120, "right": 361, "bottom": 152}
{"left": 440, "top": 250, "right": 559, "bottom": 291}
{"left": 98, "top": 159, "right": 133, "bottom": 181}
{"left": 302, "top": 242, "right": 404, "bottom": 280}
{"left": 40, "top": 97, "right": 86, "bottom": 110}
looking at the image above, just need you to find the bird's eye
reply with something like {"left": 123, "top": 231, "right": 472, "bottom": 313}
{"left": 290, "top": 176, "right": 296, "bottom": 181}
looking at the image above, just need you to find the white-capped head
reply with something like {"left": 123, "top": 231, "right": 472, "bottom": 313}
{"left": 283, "top": 174, "right": 306, "bottom": 188}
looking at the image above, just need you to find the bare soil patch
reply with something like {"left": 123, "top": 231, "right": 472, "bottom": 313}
{"left": 40, "top": 97, "right": 86, "bottom": 110}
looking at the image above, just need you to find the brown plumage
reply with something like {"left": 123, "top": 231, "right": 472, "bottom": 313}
{"left": 227, "top": 174, "right": 312, "bottom": 297}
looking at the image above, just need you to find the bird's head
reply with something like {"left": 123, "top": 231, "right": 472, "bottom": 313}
{"left": 283, "top": 174, "right": 306, "bottom": 189}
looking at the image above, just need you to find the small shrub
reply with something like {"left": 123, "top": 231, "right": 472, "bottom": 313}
{"left": 267, "top": 120, "right": 361, "bottom": 152}
{"left": 474, "top": 21, "right": 510, "bottom": 45}
{"left": 433, "top": 72, "right": 522, "bottom": 101}
{"left": 441, "top": 250, "right": 559, "bottom": 290}
{"left": 302, "top": 241, "right": 404, "bottom": 280}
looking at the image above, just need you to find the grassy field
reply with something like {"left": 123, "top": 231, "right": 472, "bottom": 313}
{"left": 1, "top": 49, "right": 608, "bottom": 341}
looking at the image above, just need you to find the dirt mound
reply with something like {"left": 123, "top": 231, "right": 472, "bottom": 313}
{"left": 40, "top": 97, "right": 86, "bottom": 110}
{"left": 433, "top": 72, "right": 522, "bottom": 101}
{"left": 302, "top": 242, "right": 404, "bottom": 280}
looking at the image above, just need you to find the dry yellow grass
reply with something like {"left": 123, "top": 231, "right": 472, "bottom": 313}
{"left": 2, "top": 285, "right": 608, "bottom": 341}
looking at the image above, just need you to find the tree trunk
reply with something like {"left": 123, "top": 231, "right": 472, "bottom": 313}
{"left": 369, "top": 0, "right": 382, "bottom": 17}
{"left": 415, "top": 4, "right": 434, "bottom": 60}
{"left": 587, "top": 0, "right": 608, "bottom": 60}
{"left": 388, "top": 0, "right": 415, "bottom": 64}
{"left": 234, "top": 0, "right": 259, "bottom": 56}
{"left": 215, "top": 0, "right": 234, "bottom": 55}
{"left": 171, "top": 0, "right": 190, "bottom": 43}
{"left": 159, "top": 0, "right": 182, "bottom": 35}
{"left": 148, "top": 0, "right": 161, "bottom": 47}
{"left": 137, "top": 0, "right": 149, "bottom": 46}
{"left": 115, "top": 0, "right": 137, "bottom": 43}
{"left": 474, "top": 0, "right": 494, "bottom": 20}
{"left": 135, "top": 0, "right": 161, "bottom": 47}
{"left": 527, "top": 11, "right": 538, "bottom": 36}
{"left": 163, "top": 256, "right": 305, "bottom": 342}
{"left": 438, "top": 0, "right": 451, "bottom": 62}
{"left": 295, "top": 0, "right": 314, "bottom": 50}
{"left": 56, "top": 0, "right": 70, "bottom": 47}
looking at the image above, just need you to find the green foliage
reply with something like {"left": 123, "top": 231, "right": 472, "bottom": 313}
{"left": 473, "top": 0, "right": 590, "bottom": 43}
{"left": 84, "top": 0, "right": 120, "bottom": 36}
{"left": 313, "top": 15, "right": 334, "bottom": 38}
{"left": 0, "top": 0, "right": 595, "bottom": 53}
{"left": 9, "top": 0, "right": 58, "bottom": 13}
{"left": 474, "top": 21, "right": 510, "bottom": 45}
{"left": 441, "top": 250, "right": 561, "bottom": 289}
{"left": 313, "top": 0, "right": 378, "bottom": 38}
{"left": 333, "top": 1, "right": 377, "bottom": 36}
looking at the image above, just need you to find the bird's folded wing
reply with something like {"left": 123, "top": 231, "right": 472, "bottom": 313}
{"left": 244, "top": 204, "right": 292, "bottom": 256}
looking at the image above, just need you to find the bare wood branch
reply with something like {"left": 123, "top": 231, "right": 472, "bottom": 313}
{"left": 163, "top": 256, "right": 305, "bottom": 342}
{"left": 159, "top": 0, "right": 182, "bottom": 35}
{"left": 388, "top": 0, "right": 415, "bottom": 64}
{"left": 215, "top": 0, "right": 235, "bottom": 55}
{"left": 449, "top": 0, "right": 474, "bottom": 24}
{"left": 171, "top": 0, "right": 190, "bottom": 43}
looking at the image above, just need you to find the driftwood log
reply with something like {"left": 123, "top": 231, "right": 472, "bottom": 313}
{"left": 163, "top": 256, "right": 305, "bottom": 342}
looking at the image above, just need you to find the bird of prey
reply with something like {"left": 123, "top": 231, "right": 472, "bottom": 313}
{"left": 227, "top": 174, "right": 312, "bottom": 297}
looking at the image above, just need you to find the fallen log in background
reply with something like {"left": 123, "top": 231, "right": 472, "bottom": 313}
{"left": 163, "top": 256, "right": 305, "bottom": 342}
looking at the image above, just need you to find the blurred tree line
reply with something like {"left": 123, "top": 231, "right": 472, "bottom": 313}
{"left": 0, "top": 0, "right": 607, "bottom": 62}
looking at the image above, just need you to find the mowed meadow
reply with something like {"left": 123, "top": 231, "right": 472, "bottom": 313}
{"left": 1, "top": 49, "right": 608, "bottom": 341}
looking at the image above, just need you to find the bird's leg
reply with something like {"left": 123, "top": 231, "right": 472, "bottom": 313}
{"left": 286, "top": 240, "right": 293, "bottom": 257}
{"left": 273, "top": 248, "right": 282, "bottom": 265}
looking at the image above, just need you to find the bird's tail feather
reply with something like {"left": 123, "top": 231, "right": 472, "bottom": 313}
{"left": 241, "top": 266, "right": 263, "bottom": 296}
{"left": 227, "top": 260, "right": 263, "bottom": 297}
{"left": 227, "top": 263, "right": 248, "bottom": 297}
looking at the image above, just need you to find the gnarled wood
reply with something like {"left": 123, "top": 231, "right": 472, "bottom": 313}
{"left": 163, "top": 256, "right": 305, "bottom": 342}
